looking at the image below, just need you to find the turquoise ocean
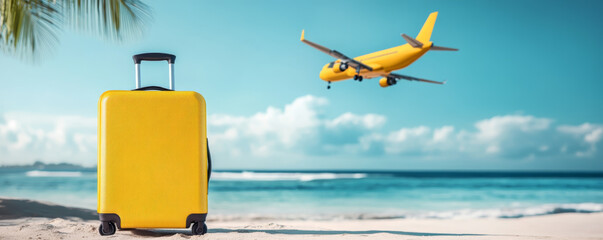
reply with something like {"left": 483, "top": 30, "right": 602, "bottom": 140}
{"left": 1, "top": 169, "right": 602, "bottom": 220}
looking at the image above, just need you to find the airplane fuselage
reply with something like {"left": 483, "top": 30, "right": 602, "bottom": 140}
{"left": 319, "top": 42, "right": 431, "bottom": 82}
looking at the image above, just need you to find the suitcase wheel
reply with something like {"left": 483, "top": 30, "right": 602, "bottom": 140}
{"left": 99, "top": 221, "right": 116, "bottom": 236}
{"left": 191, "top": 222, "right": 207, "bottom": 235}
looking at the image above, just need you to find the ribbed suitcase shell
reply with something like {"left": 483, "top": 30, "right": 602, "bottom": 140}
{"left": 97, "top": 90, "right": 208, "bottom": 228}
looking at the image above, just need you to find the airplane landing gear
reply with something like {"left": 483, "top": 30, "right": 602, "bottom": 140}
{"left": 327, "top": 81, "right": 331, "bottom": 89}
{"left": 353, "top": 66, "right": 363, "bottom": 81}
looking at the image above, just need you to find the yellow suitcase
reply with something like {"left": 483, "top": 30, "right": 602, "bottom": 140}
{"left": 97, "top": 53, "right": 210, "bottom": 236}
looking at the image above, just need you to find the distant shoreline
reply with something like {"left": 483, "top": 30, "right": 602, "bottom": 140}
{"left": 0, "top": 161, "right": 95, "bottom": 171}
{"left": 2, "top": 162, "right": 603, "bottom": 177}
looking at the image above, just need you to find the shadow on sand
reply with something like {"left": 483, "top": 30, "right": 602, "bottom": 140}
{"left": 127, "top": 228, "right": 486, "bottom": 237}
{"left": 0, "top": 198, "right": 487, "bottom": 237}
{"left": 209, "top": 228, "right": 487, "bottom": 237}
{"left": 0, "top": 198, "right": 97, "bottom": 220}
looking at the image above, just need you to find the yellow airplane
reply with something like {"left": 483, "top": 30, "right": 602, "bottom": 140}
{"left": 301, "top": 12, "right": 457, "bottom": 89}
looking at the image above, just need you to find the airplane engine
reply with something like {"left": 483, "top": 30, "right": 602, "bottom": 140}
{"left": 332, "top": 62, "right": 348, "bottom": 73}
{"left": 379, "top": 77, "right": 397, "bottom": 88}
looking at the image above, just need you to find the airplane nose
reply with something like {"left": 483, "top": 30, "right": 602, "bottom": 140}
{"left": 319, "top": 69, "right": 329, "bottom": 80}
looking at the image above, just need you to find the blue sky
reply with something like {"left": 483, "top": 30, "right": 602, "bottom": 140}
{"left": 0, "top": 0, "right": 602, "bottom": 170}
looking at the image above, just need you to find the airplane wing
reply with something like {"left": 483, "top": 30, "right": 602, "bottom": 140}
{"left": 385, "top": 72, "right": 446, "bottom": 85}
{"left": 301, "top": 30, "right": 373, "bottom": 71}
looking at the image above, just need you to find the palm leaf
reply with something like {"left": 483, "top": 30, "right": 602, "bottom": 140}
{"left": 0, "top": 0, "right": 60, "bottom": 60}
{"left": 0, "top": 0, "right": 150, "bottom": 61}
{"left": 62, "top": 0, "right": 150, "bottom": 41}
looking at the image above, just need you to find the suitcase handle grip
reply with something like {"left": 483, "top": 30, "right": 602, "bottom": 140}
{"left": 132, "top": 86, "right": 173, "bottom": 91}
{"left": 133, "top": 53, "right": 176, "bottom": 64}
{"left": 132, "top": 53, "right": 176, "bottom": 90}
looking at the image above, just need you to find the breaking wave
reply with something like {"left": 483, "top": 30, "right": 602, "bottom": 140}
{"left": 410, "top": 203, "right": 603, "bottom": 219}
{"left": 211, "top": 171, "right": 367, "bottom": 181}
{"left": 208, "top": 203, "right": 603, "bottom": 221}
{"left": 25, "top": 170, "right": 83, "bottom": 177}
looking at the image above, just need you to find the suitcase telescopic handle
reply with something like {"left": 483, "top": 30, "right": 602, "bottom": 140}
{"left": 132, "top": 53, "right": 176, "bottom": 90}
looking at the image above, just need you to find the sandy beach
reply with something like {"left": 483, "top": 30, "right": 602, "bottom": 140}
{"left": 0, "top": 197, "right": 601, "bottom": 240}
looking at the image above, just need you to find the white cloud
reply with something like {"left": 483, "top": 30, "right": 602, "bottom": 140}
{"left": 1, "top": 95, "right": 601, "bottom": 168}
{"left": 326, "top": 113, "right": 386, "bottom": 130}
{"left": 486, "top": 145, "right": 500, "bottom": 154}
{"left": 207, "top": 97, "right": 602, "bottom": 163}
{"left": 586, "top": 129, "right": 603, "bottom": 144}
{"left": 558, "top": 123, "right": 603, "bottom": 144}
{"left": 433, "top": 126, "right": 454, "bottom": 142}
{"left": 383, "top": 126, "right": 431, "bottom": 154}
{"left": 0, "top": 112, "right": 96, "bottom": 166}
{"left": 467, "top": 115, "right": 554, "bottom": 156}
{"left": 474, "top": 115, "right": 552, "bottom": 141}
{"left": 208, "top": 95, "right": 386, "bottom": 157}
{"left": 557, "top": 123, "right": 603, "bottom": 157}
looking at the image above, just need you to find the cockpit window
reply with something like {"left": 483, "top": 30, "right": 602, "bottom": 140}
{"left": 328, "top": 62, "right": 335, "bottom": 68}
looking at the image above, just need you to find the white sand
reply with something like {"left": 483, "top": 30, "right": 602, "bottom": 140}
{"left": 1, "top": 197, "right": 602, "bottom": 240}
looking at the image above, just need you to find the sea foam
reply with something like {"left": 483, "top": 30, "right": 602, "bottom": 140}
{"left": 414, "top": 203, "right": 603, "bottom": 219}
{"left": 208, "top": 203, "right": 603, "bottom": 221}
{"left": 211, "top": 171, "right": 367, "bottom": 181}
{"left": 25, "top": 170, "right": 83, "bottom": 177}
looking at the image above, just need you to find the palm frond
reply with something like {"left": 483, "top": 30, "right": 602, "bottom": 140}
{"left": 0, "top": 0, "right": 60, "bottom": 60}
{"left": 62, "top": 0, "right": 150, "bottom": 41}
{"left": 0, "top": 0, "right": 151, "bottom": 61}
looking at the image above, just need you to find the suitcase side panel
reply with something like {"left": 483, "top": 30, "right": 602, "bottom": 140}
{"left": 98, "top": 90, "right": 208, "bottom": 228}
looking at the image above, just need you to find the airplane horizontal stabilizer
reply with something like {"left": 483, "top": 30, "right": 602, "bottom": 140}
{"left": 401, "top": 34, "right": 423, "bottom": 48}
{"left": 386, "top": 72, "right": 446, "bottom": 85}
{"left": 430, "top": 45, "right": 458, "bottom": 51}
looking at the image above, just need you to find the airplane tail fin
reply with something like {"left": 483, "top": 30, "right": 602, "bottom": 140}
{"left": 416, "top": 12, "right": 438, "bottom": 43}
